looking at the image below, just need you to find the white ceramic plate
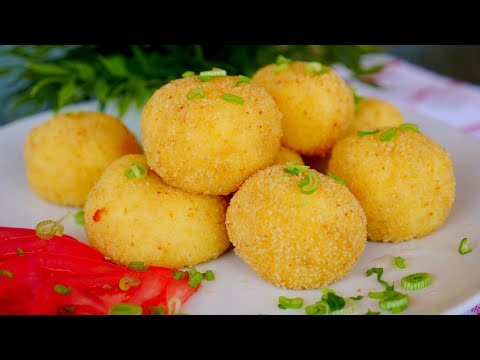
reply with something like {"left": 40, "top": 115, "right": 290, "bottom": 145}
{"left": 1, "top": 101, "right": 479, "bottom": 315}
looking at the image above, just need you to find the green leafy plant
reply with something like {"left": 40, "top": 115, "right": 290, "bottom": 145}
{"left": 0, "top": 45, "right": 382, "bottom": 121}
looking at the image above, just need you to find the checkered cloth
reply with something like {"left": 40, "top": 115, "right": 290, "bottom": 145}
{"left": 336, "top": 54, "right": 480, "bottom": 315}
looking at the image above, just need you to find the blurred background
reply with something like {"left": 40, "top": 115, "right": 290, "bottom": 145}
{"left": 1, "top": 45, "right": 480, "bottom": 126}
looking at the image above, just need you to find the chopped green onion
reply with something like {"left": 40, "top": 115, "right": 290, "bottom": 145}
{"left": 187, "top": 88, "right": 205, "bottom": 101}
{"left": 0, "top": 269, "right": 14, "bottom": 279}
{"left": 187, "top": 271, "right": 204, "bottom": 288}
{"left": 305, "top": 61, "right": 329, "bottom": 76}
{"left": 149, "top": 305, "right": 165, "bottom": 315}
{"left": 379, "top": 291, "right": 409, "bottom": 311}
{"left": 327, "top": 171, "right": 347, "bottom": 186}
{"left": 57, "top": 305, "right": 76, "bottom": 314}
{"left": 357, "top": 129, "right": 379, "bottom": 137}
{"left": 198, "top": 68, "right": 227, "bottom": 81}
{"left": 108, "top": 303, "right": 143, "bottom": 315}
{"left": 272, "top": 55, "right": 292, "bottom": 73}
{"left": 305, "top": 300, "right": 330, "bottom": 315}
{"left": 168, "top": 297, "right": 182, "bottom": 315}
{"left": 459, "top": 238, "right": 473, "bottom": 255}
{"left": 17, "top": 248, "right": 24, "bottom": 256}
{"left": 278, "top": 296, "right": 304, "bottom": 310}
{"left": 380, "top": 128, "right": 398, "bottom": 141}
{"left": 284, "top": 161, "right": 310, "bottom": 176}
{"left": 53, "top": 284, "right": 71, "bottom": 295}
{"left": 172, "top": 270, "right": 185, "bottom": 280}
{"left": 35, "top": 220, "right": 64, "bottom": 240}
{"left": 351, "top": 87, "right": 364, "bottom": 110}
{"left": 125, "top": 162, "right": 147, "bottom": 180}
{"left": 394, "top": 256, "right": 406, "bottom": 269}
{"left": 365, "top": 267, "right": 392, "bottom": 290}
{"left": 401, "top": 272, "right": 432, "bottom": 291}
{"left": 330, "top": 298, "right": 356, "bottom": 315}
{"left": 119, "top": 276, "right": 141, "bottom": 291}
{"left": 236, "top": 75, "right": 252, "bottom": 86}
{"left": 365, "top": 309, "right": 381, "bottom": 315}
{"left": 74, "top": 210, "right": 85, "bottom": 226}
{"left": 398, "top": 123, "right": 419, "bottom": 132}
{"left": 298, "top": 170, "right": 320, "bottom": 195}
{"left": 350, "top": 295, "right": 363, "bottom": 301}
{"left": 128, "top": 261, "right": 150, "bottom": 271}
{"left": 182, "top": 71, "right": 195, "bottom": 78}
{"left": 205, "top": 270, "right": 215, "bottom": 281}
{"left": 222, "top": 93, "right": 244, "bottom": 105}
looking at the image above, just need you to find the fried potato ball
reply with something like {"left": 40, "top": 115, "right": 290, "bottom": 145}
{"left": 252, "top": 62, "right": 354, "bottom": 156}
{"left": 226, "top": 165, "right": 367, "bottom": 289}
{"left": 84, "top": 154, "right": 230, "bottom": 269}
{"left": 272, "top": 146, "right": 304, "bottom": 166}
{"left": 346, "top": 98, "right": 404, "bottom": 136}
{"left": 141, "top": 76, "right": 283, "bottom": 195}
{"left": 329, "top": 128, "right": 455, "bottom": 242}
{"left": 24, "top": 111, "right": 141, "bottom": 206}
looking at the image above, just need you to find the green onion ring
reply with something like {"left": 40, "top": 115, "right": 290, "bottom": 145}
{"left": 357, "top": 129, "right": 379, "bottom": 137}
{"left": 187, "top": 88, "right": 205, "bottom": 101}
{"left": 459, "top": 238, "right": 473, "bottom": 255}
{"left": 401, "top": 273, "right": 432, "bottom": 291}
{"left": 298, "top": 170, "right": 320, "bottom": 195}
{"left": 108, "top": 303, "right": 143, "bottom": 315}
{"left": 119, "top": 276, "right": 141, "bottom": 291}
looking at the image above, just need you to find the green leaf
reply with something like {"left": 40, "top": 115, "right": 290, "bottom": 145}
{"left": 94, "top": 79, "right": 110, "bottom": 104}
{"left": 99, "top": 55, "right": 129, "bottom": 78}
{"left": 30, "top": 78, "right": 63, "bottom": 97}
{"left": 117, "top": 95, "right": 133, "bottom": 118}
{"left": 27, "top": 62, "right": 70, "bottom": 76}
{"left": 62, "top": 61, "right": 95, "bottom": 81}
{"left": 325, "top": 292, "right": 345, "bottom": 312}
{"left": 57, "top": 80, "right": 77, "bottom": 110}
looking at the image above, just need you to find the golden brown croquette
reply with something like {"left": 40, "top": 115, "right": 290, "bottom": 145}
{"left": 272, "top": 146, "right": 304, "bottom": 166}
{"left": 24, "top": 111, "right": 141, "bottom": 206}
{"left": 329, "top": 127, "right": 455, "bottom": 242}
{"left": 253, "top": 62, "right": 354, "bottom": 156}
{"left": 84, "top": 154, "right": 231, "bottom": 269}
{"left": 141, "top": 76, "right": 283, "bottom": 195}
{"left": 226, "top": 165, "right": 367, "bottom": 289}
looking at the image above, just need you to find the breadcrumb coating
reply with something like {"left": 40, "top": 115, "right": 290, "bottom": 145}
{"left": 226, "top": 165, "right": 367, "bottom": 289}
{"left": 253, "top": 62, "right": 354, "bottom": 156}
{"left": 141, "top": 76, "right": 283, "bottom": 195}
{"left": 84, "top": 154, "right": 231, "bottom": 268}
{"left": 345, "top": 98, "right": 404, "bottom": 136}
{"left": 329, "top": 128, "right": 455, "bottom": 242}
{"left": 24, "top": 111, "right": 141, "bottom": 206}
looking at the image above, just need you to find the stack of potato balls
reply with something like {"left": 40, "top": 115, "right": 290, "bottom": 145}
{"left": 23, "top": 58, "right": 455, "bottom": 290}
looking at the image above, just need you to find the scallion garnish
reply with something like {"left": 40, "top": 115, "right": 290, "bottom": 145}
{"left": 172, "top": 270, "right": 186, "bottom": 280}
{"left": 182, "top": 71, "right": 195, "bottom": 78}
{"left": 380, "top": 128, "right": 398, "bottom": 141}
{"left": 298, "top": 170, "right": 320, "bottom": 195}
{"left": 17, "top": 248, "right": 24, "bottom": 256}
{"left": 272, "top": 55, "right": 292, "bottom": 73}
{"left": 350, "top": 295, "right": 364, "bottom": 301}
{"left": 74, "top": 210, "right": 85, "bottom": 226}
{"left": 53, "top": 284, "right": 71, "bottom": 295}
{"left": 108, "top": 303, "right": 143, "bottom": 315}
{"left": 119, "top": 276, "right": 141, "bottom": 291}
{"left": 35, "top": 220, "right": 64, "bottom": 240}
{"left": 125, "top": 162, "right": 147, "bottom": 180}
{"left": 222, "top": 93, "right": 244, "bottom": 105}
{"left": 128, "top": 261, "right": 150, "bottom": 271}
{"left": 459, "top": 238, "right": 473, "bottom": 255}
{"left": 305, "top": 61, "right": 328, "bottom": 76}
{"left": 351, "top": 86, "right": 364, "bottom": 110}
{"left": 394, "top": 256, "right": 406, "bottom": 269}
{"left": 398, "top": 123, "right": 419, "bottom": 132}
{"left": 401, "top": 273, "right": 432, "bottom": 291}
{"left": 305, "top": 300, "right": 330, "bottom": 315}
{"left": 365, "top": 267, "right": 392, "bottom": 290}
{"left": 148, "top": 305, "right": 165, "bottom": 315}
{"left": 198, "top": 68, "right": 227, "bottom": 81}
{"left": 236, "top": 75, "right": 252, "bottom": 86}
{"left": 187, "top": 88, "right": 205, "bottom": 101}
{"left": 327, "top": 171, "right": 347, "bottom": 186}
{"left": 205, "top": 270, "right": 215, "bottom": 281}
{"left": 284, "top": 161, "right": 309, "bottom": 176}
{"left": 0, "top": 269, "right": 14, "bottom": 279}
{"left": 187, "top": 271, "right": 204, "bottom": 288}
{"left": 330, "top": 298, "right": 356, "bottom": 315}
{"left": 278, "top": 296, "right": 304, "bottom": 310}
{"left": 379, "top": 291, "right": 409, "bottom": 313}
{"left": 58, "top": 305, "right": 76, "bottom": 314}
{"left": 365, "top": 309, "right": 381, "bottom": 315}
{"left": 305, "top": 288, "right": 355, "bottom": 315}
{"left": 357, "top": 129, "right": 379, "bottom": 137}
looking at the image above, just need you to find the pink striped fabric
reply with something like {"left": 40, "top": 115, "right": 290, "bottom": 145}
{"left": 335, "top": 55, "right": 480, "bottom": 315}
